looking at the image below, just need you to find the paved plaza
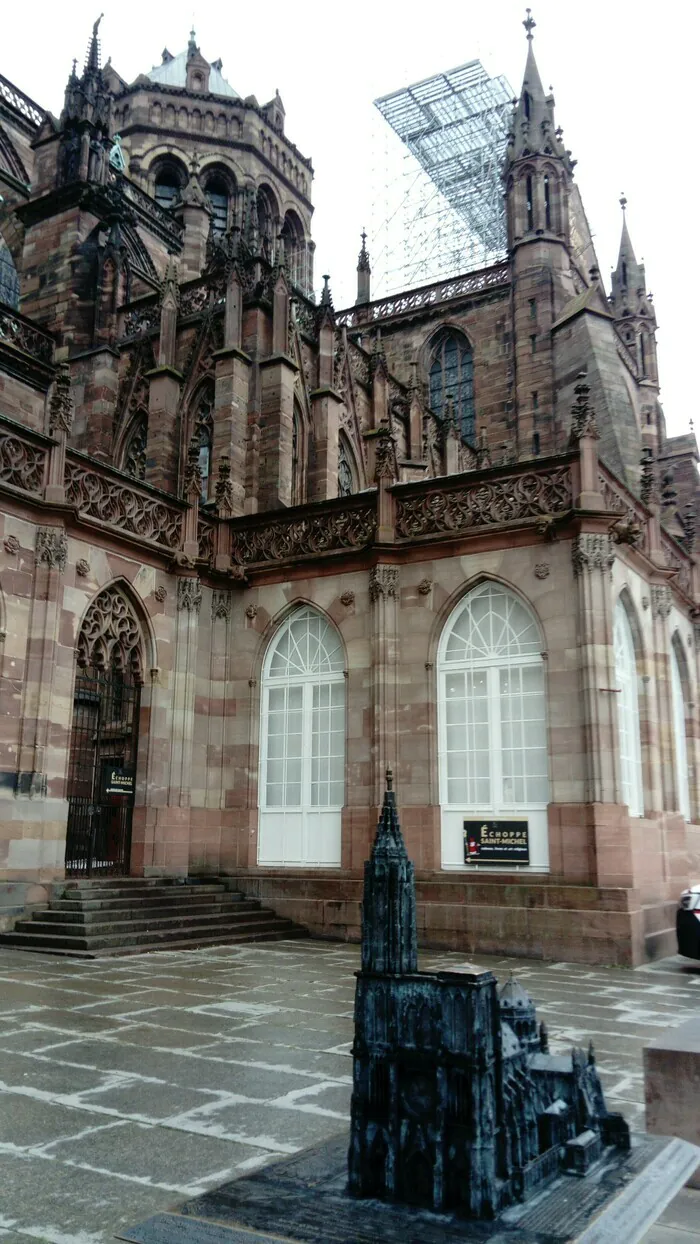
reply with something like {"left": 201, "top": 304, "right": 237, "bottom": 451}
{"left": 0, "top": 939, "right": 698, "bottom": 1243}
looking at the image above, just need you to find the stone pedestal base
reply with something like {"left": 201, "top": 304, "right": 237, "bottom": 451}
{"left": 645, "top": 1017, "right": 700, "bottom": 1189}
{"left": 119, "top": 1132, "right": 699, "bottom": 1244}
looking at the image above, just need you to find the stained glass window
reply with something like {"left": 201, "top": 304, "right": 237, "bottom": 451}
{"left": 429, "top": 333, "right": 475, "bottom": 444}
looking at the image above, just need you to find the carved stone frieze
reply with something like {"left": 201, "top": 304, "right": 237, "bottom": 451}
{"left": 177, "top": 577, "right": 202, "bottom": 613}
{"left": 369, "top": 566, "right": 399, "bottom": 602}
{"left": 571, "top": 533, "right": 615, "bottom": 577}
{"left": 77, "top": 585, "right": 143, "bottom": 679}
{"left": 64, "top": 461, "right": 182, "bottom": 549}
{"left": 36, "top": 527, "right": 68, "bottom": 573}
{"left": 651, "top": 585, "right": 672, "bottom": 619}
{"left": 231, "top": 504, "right": 376, "bottom": 567}
{"left": 0, "top": 430, "right": 47, "bottom": 495}
{"left": 212, "top": 591, "right": 232, "bottom": 621}
{"left": 395, "top": 467, "right": 572, "bottom": 539}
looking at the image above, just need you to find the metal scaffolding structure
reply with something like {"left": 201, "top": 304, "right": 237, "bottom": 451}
{"left": 370, "top": 60, "right": 514, "bottom": 298}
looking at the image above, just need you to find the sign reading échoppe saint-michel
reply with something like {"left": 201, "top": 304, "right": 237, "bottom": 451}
{"left": 463, "top": 819, "right": 529, "bottom": 865}
{"left": 102, "top": 764, "right": 135, "bottom": 798}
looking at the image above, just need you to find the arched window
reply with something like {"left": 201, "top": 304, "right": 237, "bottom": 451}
{"left": 621, "top": 261, "right": 628, "bottom": 287}
{"left": 122, "top": 414, "right": 147, "bottom": 481}
{"left": 153, "top": 164, "right": 184, "bottom": 212}
{"left": 429, "top": 332, "right": 475, "bottom": 444}
{"left": 523, "top": 91, "right": 531, "bottom": 121}
{"left": 281, "top": 210, "right": 305, "bottom": 289}
{"left": 437, "top": 582, "right": 549, "bottom": 870}
{"left": 526, "top": 174, "right": 534, "bottom": 230}
{"left": 613, "top": 598, "right": 644, "bottom": 816}
{"left": 204, "top": 174, "right": 230, "bottom": 235}
{"left": 543, "top": 174, "right": 551, "bottom": 229}
{"left": 639, "top": 334, "right": 646, "bottom": 377}
{"left": 671, "top": 635, "right": 691, "bottom": 821}
{"left": 259, "top": 607, "right": 345, "bottom": 867}
{"left": 193, "top": 390, "right": 214, "bottom": 503}
{"left": 338, "top": 434, "right": 356, "bottom": 498}
{"left": 0, "top": 236, "right": 19, "bottom": 309}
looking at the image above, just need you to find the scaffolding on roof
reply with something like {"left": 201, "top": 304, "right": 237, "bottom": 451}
{"left": 370, "top": 60, "right": 514, "bottom": 298}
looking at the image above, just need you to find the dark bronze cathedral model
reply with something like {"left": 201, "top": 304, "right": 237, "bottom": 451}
{"left": 348, "top": 770, "right": 630, "bottom": 1218}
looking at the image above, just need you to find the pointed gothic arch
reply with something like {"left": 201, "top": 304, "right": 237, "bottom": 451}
{"left": 119, "top": 410, "right": 148, "bottom": 481}
{"left": 186, "top": 380, "right": 215, "bottom": 502}
{"left": 76, "top": 582, "right": 147, "bottom": 682}
{"left": 337, "top": 431, "right": 359, "bottom": 498}
{"left": 426, "top": 326, "right": 475, "bottom": 444}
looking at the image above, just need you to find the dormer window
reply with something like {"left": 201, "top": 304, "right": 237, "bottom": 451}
{"left": 191, "top": 72, "right": 203, "bottom": 91}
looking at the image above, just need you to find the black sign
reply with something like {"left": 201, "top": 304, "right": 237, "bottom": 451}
{"left": 463, "top": 819, "right": 529, "bottom": 865}
{"left": 102, "top": 764, "right": 135, "bottom": 798}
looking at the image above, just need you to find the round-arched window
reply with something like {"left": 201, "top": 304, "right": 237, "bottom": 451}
{"left": 259, "top": 608, "right": 345, "bottom": 867}
{"left": 437, "top": 582, "right": 549, "bottom": 870}
{"left": 613, "top": 598, "right": 643, "bottom": 816}
{"left": 204, "top": 175, "right": 229, "bottom": 235}
{"left": 154, "top": 166, "right": 183, "bottom": 212}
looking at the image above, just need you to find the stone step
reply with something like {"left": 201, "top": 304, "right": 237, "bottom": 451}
{"left": 1, "top": 914, "right": 300, "bottom": 952}
{"left": 54, "top": 882, "right": 228, "bottom": 901}
{"left": 16, "top": 907, "right": 275, "bottom": 939}
{"left": 0, "top": 927, "right": 309, "bottom": 959}
{"left": 38, "top": 900, "right": 260, "bottom": 926}
{"left": 47, "top": 895, "right": 249, "bottom": 918}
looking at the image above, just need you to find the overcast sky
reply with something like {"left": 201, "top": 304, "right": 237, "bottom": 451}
{"left": 5, "top": 0, "right": 696, "bottom": 435}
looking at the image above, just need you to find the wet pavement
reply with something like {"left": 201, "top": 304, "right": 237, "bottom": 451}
{"left": 0, "top": 940, "right": 698, "bottom": 1243}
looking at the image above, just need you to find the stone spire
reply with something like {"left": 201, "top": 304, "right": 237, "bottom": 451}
{"left": 505, "top": 10, "right": 573, "bottom": 173}
{"left": 58, "top": 15, "right": 112, "bottom": 186}
{"left": 609, "top": 197, "right": 658, "bottom": 382}
{"left": 610, "top": 196, "right": 647, "bottom": 308}
{"left": 85, "top": 13, "right": 104, "bottom": 75}
{"left": 356, "top": 230, "right": 371, "bottom": 305}
{"left": 360, "top": 768, "right": 418, "bottom": 976}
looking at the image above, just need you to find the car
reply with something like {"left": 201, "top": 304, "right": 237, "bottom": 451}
{"left": 677, "top": 884, "right": 700, "bottom": 960}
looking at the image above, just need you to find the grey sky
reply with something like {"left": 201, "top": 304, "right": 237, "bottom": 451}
{"left": 5, "top": 0, "right": 694, "bottom": 435}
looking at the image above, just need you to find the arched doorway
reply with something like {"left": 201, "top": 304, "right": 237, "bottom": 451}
{"left": 65, "top": 586, "right": 144, "bottom": 876}
{"left": 437, "top": 582, "right": 550, "bottom": 871}
{"left": 258, "top": 607, "right": 345, "bottom": 867}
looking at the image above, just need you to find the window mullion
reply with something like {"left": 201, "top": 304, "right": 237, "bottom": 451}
{"left": 489, "top": 665, "right": 502, "bottom": 811}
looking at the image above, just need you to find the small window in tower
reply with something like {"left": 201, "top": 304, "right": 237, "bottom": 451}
{"left": 544, "top": 174, "right": 551, "bottom": 229}
{"left": 205, "top": 177, "right": 229, "bottom": 235}
{"left": 532, "top": 432, "right": 540, "bottom": 456}
{"left": 526, "top": 175, "right": 534, "bottom": 230}
{"left": 523, "top": 91, "right": 531, "bottom": 120}
{"left": 530, "top": 334, "right": 537, "bottom": 355}
{"left": 646, "top": 411, "right": 652, "bottom": 426}
{"left": 154, "top": 169, "right": 181, "bottom": 212}
{"left": 529, "top": 298, "right": 536, "bottom": 320}
{"left": 639, "top": 334, "right": 646, "bottom": 376}
{"left": 622, "top": 261, "right": 628, "bottom": 287}
{"left": 532, "top": 391, "right": 539, "bottom": 410}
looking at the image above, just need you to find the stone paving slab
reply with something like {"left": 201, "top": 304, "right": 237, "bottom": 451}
{"left": 0, "top": 941, "right": 698, "bottom": 1243}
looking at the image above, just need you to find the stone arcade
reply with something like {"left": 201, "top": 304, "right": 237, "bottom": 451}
{"left": 0, "top": 13, "right": 699, "bottom": 963}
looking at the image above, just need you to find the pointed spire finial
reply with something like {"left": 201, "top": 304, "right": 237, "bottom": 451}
{"left": 188, "top": 26, "right": 197, "bottom": 57}
{"left": 386, "top": 766, "right": 393, "bottom": 792}
{"left": 320, "top": 274, "right": 333, "bottom": 308}
{"left": 620, "top": 193, "right": 627, "bottom": 213}
{"left": 523, "top": 7, "right": 536, "bottom": 40}
{"left": 85, "top": 13, "right": 104, "bottom": 73}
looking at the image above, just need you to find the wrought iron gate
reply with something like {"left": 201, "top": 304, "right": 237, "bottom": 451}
{"left": 65, "top": 663, "right": 141, "bottom": 877}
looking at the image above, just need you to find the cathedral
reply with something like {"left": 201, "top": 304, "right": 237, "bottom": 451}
{"left": 0, "top": 12, "right": 697, "bottom": 965}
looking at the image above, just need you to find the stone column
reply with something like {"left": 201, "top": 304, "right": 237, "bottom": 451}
{"left": 258, "top": 355, "right": 298, "bottom": 509}
{"left": 212, "top": 267, "right": 251, "bottom": 515}
{"left": 571, "top": 530, "right": 634, "bottom": 887}
{"left": 308, "top": 388, "right": 343, "bottom": 500}
{"left": 14, "top": 526, "right": 70, "bottom": 876}
{"left": 369, "top": 563, "right": 400, "bottom": 824}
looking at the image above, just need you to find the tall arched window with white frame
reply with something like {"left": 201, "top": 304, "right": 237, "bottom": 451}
{"left": 258, "top": 607, "right": 345, "bottom": 867}
{"left": 437, "top": 582, "right": 550, "bottom": 871}
{"left": 613, "top": 598, "right": 644, "bottom": 816}
{"left": 671, "top": 634, "right": 691, "bottom": 821}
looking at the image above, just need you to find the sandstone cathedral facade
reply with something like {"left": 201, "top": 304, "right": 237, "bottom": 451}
{"left": 0, "top": 14, "right": 697, "bottom": 964}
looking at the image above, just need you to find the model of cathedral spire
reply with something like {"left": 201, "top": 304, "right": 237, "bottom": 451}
{"left": 361, "top": 768, "right": 417, "bottom": 975}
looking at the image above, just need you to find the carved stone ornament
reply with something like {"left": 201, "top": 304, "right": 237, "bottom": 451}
{"left": 3, "top": 535, "right": 19, "bottom": 554}
{"left": 651, "top": 585, "right": 672, "bottom": 619}
{"left": 77, "top": 585, "right": 143, "bottom": 680}
{"left": 642, "top": 596, "right": 650, "bottom": 611}
{"left": 154, "top": 585, "right": 167, "bottom": 602}
{"left": 369, "top": 565, "right": 399, "bottom": 602}
{"left": 48, "top": 362, "right": 74, "bottom": 436}
{"left": 245, "top": 603, "right": 258, "bottom": 620}
{"left": 212, "top": 591, "right": 232, "bottom": 621}
{"left": 36, "top": 527, "right": 68, "bottom": 573}
{"left": 340, "top": 591, "right": 355, "bottom": 606}
{"left": 610, "top": 513, "right": 643, "bottom": 548}
{"left": 571, "top": 533, "right": 615, "bottom": 577}
{"left": 75, "top": 558, "right": 91, "bottom": 578}
{"left": 417, "top": 578, "right": 433, "bottom": 595}
{"left": 177, "top": 577, "right": 202, "bottom": 613}
{"left": 534, "top": 562, "right": 550, "bottom": 579}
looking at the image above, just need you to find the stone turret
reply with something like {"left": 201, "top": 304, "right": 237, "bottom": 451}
{"left": 57, "top": 15, "right": 113, "bottom": 188}
{"left": 356, "top": 230, "right": 371, "bottom": 305}
{"left": 609, "top": 196, "right": 659, "bottom": 390}
{"left": 360, "top": 768, "right": 418, "bottom": 975}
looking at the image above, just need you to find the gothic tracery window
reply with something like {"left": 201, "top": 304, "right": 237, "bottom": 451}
{"left": 122, "top": 415, "right": 147, "bottom": 481}
{"left": 194, "top": 392, "right": 214, "bottom": 503}
{"left": 0, "top": 236, "right": 19, "bottom": 310}
{"left": 338, "top": 435, "right": 354, "bottom": 498}
{"left": 429, "top": 332, "right": 475, "bottom": 444}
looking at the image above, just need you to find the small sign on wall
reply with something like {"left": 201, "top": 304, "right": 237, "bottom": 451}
{"left": 102, "top": 764, "right": 135, "bottom": 798}
{"left": 463, "top": 819, "right": 529, "bottom": 865}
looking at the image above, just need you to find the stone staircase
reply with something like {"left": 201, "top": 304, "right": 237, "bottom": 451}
{"left": 0, "top": 878, "right": 308, "bottom": 958}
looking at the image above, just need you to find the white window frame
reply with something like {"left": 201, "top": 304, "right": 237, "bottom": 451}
{"left": 258, "top": 608, "right": 345, "bottom": 867}
{"left": 613, "top": 599, "right": 644, "bottom": 817}
{"left": 671, "top": 636, "right": 691, "bottom": 821}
